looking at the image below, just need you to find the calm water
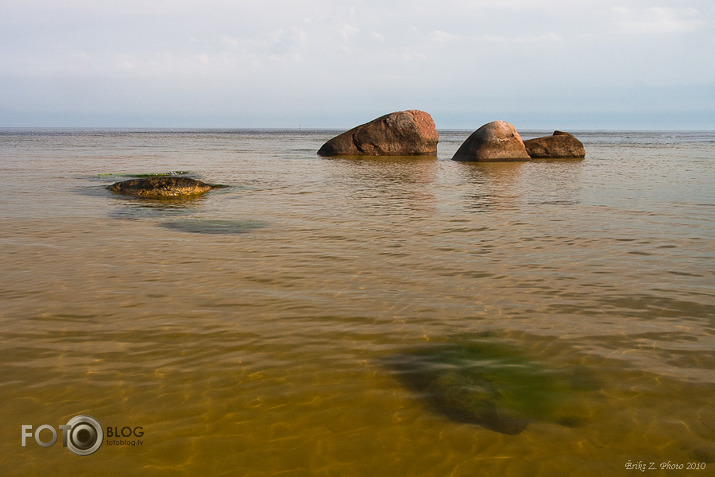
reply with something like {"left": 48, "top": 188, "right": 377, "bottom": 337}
{"left": 0, "top": 129, "right": 713, "bottom": 476}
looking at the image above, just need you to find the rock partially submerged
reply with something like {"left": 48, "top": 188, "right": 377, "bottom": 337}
{"left": 318, "top": 110, "right": 439, "bottom": 156}
{"left": 108, "top": 176, "right": 214, "bottom": 198}
{"left": 524, "top": 131, "right": 586, "bottom": 159}
{"left": 452, "top": 120, "right": 530, "bottom": 162}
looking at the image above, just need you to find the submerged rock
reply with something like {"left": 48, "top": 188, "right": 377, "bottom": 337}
{"left": 161, "top": 218, "right": 268, "bottom": 234}
{"left": 108, "top": 177, "right": 214, "bottom": 198}
{"left": 452, "top": 120, "right": 531, "bottom": 162}
{"left": 383, "top": 340, "right": 593, "bottom": 434}
{"left": 524, "top": 131, "right": 586, "bottom": 159}
{"left": 317, "top": 110, "right": 439, "bottom": 156}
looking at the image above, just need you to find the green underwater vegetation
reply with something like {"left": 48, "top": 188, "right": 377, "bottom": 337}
{"left": 160, "top": 218, "right": 268, "bottom": 234}
{"left": 383, "top": 338, "right": 599, "bottom": 435}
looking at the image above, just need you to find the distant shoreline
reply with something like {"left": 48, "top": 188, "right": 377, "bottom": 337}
{"left": 2, "top": 127, "right": 714, "bottom": 134}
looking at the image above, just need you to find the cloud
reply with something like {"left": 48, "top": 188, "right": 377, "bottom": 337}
{"left": 482, "top": 32, "right": 562, "bottom": 43}
{"left": 339, "top": 24, "right": 360, "bottom": 41}
{"left": 268, "top": 27, "right": 310, "bottom": 59}
{"left": 430, "top": 30, "right": 561, "bottom": 45}
{"left": 370, "top": 31, "right": 386, "bottom": 42}
{"left": 430, "top": 30, "right": 460, "bottom": 43}
{"left": 612, "top": 6, "right": 704, "bottom": 34}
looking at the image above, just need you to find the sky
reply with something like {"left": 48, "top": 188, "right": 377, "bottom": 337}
{"left": 1, "top": 0, "right": 713, "bottom": 129}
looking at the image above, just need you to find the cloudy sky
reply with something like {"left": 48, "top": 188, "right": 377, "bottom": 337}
{"left": 1, "top": 0, "right": 713, "bottom": 128}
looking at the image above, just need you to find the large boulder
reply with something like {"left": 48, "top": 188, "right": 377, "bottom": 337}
{"left": 451, "top": 121, "right": 530, "bottom": 162}
{"left": 524, "top": 131, "right": 586, "bottom": 159}
{"left": 108, "top": 176, "right": 214, "bottom": 198}
{"left": 318, "top": 110, "right": 439, "bottom": 156}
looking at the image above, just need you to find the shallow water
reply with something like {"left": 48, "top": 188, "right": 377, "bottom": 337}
{"left": 0, "top": 129, "right": 713, "bottom": 476}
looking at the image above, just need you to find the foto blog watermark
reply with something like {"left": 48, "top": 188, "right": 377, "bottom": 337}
{"left": 21, "top": 415, "right": 144, "bottom": 456}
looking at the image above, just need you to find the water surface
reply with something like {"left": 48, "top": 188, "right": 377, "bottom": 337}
{"left": 0, "top": 129, "right": 713, "bottom": 476}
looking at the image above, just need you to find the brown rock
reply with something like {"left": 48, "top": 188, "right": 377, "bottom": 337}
{"left": 524, "top": 131, "right": 586, "bottom": 159}
{"left": 451, "top": 121, "right": 530, "bottom": 162}
{"left": 318, "top": 110, "right": 439, "bottom": 156}
{"left": 108, "top": 176, "right": 214, "bottom": 198}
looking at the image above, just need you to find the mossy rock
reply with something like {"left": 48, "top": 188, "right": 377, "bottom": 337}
{"left": 107, "top": 176, "right": 215, "bottom": 198}
{"left": 383, "top": 340, "right": 595, "bottom": 434}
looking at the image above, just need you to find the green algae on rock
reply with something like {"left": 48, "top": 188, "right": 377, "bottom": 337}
{"left": 107, "top": 176, "right": 215, "bottom": 198}
{"left": 383, "top": 340, "right": 595, "bottom": 434}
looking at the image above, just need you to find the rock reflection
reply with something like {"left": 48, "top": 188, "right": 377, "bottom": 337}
{"left": 107, "top": 195, "right": 209, "bottom": 219}
{"left": 456, "top": 161, "right": 526, "bottom": 211}
{"left": 324, "top": 156, "right": 438, "bottom": 214}
{"left": 456, "top": 160, "right": 585, "bottom": 210}
{"left": 523, "top": 161, "right": 584, "bottom": 206}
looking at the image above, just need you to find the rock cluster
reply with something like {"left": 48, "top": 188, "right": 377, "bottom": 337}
{"left": 108, "top": 176, "right": 214, "bottom": 198}
{"left": 317, "top": 113, "right": 585, "bottom": 161}
{"left": 318, "top": 110, "right": 439, "bottom": 156}
{"left": 451, "top": 122, "right": 585, "bottom": 162}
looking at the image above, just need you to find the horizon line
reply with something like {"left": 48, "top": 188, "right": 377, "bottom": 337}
{"left": 2, "top": 125, "right": 714, "bottom": 133}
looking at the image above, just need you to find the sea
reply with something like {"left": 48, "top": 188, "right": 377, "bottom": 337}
{"left": 0, "top": 128, "right": 713, "bottom": 476}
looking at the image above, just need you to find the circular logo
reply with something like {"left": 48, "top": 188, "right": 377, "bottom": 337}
{"left": 65, "top": 415, "right": 103, "bottom": 456}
